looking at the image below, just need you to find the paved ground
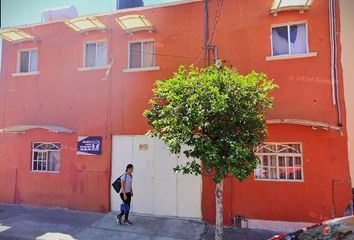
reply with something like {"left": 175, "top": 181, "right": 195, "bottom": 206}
{"left": 201, "top": 225, "right": 277, "bottom": 240}
{"left": 0, "top": 204, "right": 277, "bottom": 240}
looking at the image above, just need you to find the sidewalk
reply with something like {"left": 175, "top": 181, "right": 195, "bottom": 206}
{"left": 0, "top": 203, "right": 103, "bottom": 240}
{"left": 0, "top": 204, "right": 277, "bottom": 240}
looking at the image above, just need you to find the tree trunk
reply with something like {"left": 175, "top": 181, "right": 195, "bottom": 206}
{"left": 215, "top": 180, "right": 224, "bottom": 240}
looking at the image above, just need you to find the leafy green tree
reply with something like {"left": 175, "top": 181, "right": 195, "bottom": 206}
{"left": 144, "top": 62, "right": 277, "bottom": 240}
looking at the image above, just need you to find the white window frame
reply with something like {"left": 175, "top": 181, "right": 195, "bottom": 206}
{"left": 267, "top": 21, "right": 317, "bottom": 61}
{"left": 82, "top": 39, "right": 108, "bottom": 69}
{"left": 127, "top": 39, "right": 157, "bottom": 70}
{"left": 16, "top": 48, "right": 39, "bottom": 73}
{"left": 254, "top": 142, "right": 304, "bottom": 182}
{"left": 31, "top": 142, "right": 61, "bottom": 173}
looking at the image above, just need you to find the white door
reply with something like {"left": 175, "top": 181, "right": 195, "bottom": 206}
{"left": 111, "top": 136, "right": 132, "bottom": 213}
{"left": 131, "top": 136, "right": 155, "bottom": 214}
{"left": 177, "top": 145, "right": 202, "bottom": 218}
{"left": 111, "top": 135, "right": 202, "bottom": 219}
{"left": 153, "top": 139, "right": 177, "bottom": 216}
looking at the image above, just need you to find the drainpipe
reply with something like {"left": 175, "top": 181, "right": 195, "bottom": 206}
{"left": 204, "top": 0, "right": 210, "bottom": 66}
{"left": 329, "top": 0, "right": 343, "bottom": 127}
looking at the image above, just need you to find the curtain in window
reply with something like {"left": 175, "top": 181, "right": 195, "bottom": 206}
{"left": 33, "top": 151, "right": 39, "bottom": 171}
{"left": 129, "top": 42, "right": 142, "bottom": 68}
{"left": 294, "top": 156, "right": 302, "bottom": 180}
{"left": 97, "top": 42, "right": 107, "bottom": 67}
{"left": 85, "top": 43, "right": 96, "bottom": 67}
{"left": 272, "top": 26, "right": 289, "bottom": 56}
{"left": 290, "top": 24, "right": 307, "bottom": 54}
{"left": 48, "top": 151, "right": 60, "bottom": 172}
{"left": 143, "top": 42, "right": 155, "bottom": 67}
{"left": 29, "top": 50, "right": 38, "bottom": 72}
{"left": 19, "top": 51, "right": 29, "bottom": 72}
{"left": 34, "top": 151, "right": 47, "bottom": 171}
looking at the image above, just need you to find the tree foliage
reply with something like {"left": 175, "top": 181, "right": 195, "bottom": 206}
{"left": 144, "top": 62, "right": 277, "bottom": 183}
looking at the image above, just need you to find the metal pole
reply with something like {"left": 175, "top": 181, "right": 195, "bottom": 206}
{"left": 213, "top": 45, "right": 218, "bottom": 63}
{"left": 204, "top": 0, "right": 210, "bottom": 66}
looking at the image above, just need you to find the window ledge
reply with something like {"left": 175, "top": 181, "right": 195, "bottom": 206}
{"left": 12, "top": 71, "right": 40, "bottom": 77}
{"left": 31, "top": 171, "right": 60, "bottom": 174}
{"left": 266, "top": 52, "right": 317, "bottom": 61}
{"left": 254, "top": 179, "right": 304, "bottom": 183}
{"left": 78, "top": 65, "right": 111, "bottom": 72}
{"left": 123, "top": 66, "right": 160, "bottom": 73}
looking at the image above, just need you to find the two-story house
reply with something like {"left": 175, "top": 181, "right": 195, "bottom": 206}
{"left": 0, "top": 0, "right": 351, "bottom": 230}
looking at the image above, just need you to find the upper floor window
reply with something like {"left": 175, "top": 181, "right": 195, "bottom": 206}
{"left": 255, "top": 143, "right": 303, "bottom": 181}
{"left": 31, "top": 142, "right": 61, "bottom": 172}
{"left": 18, "top": 49, "right": 38, "bottom": 73}
{"left": 84, "top": 41, "right": 107, "bottom": 68}
{"left": 271, "top": 23, "right": 308, "bottom": 56}
{"left": 129, "top": 41, "right": 155, "bottom": 69}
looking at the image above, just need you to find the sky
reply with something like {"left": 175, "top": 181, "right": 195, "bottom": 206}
{"left": 1, "top": 0, "right": 178, "bottom": 28}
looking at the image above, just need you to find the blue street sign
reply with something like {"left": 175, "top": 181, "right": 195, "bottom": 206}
{"left": 77, "top": 136, "right": 102, "bottom": 155}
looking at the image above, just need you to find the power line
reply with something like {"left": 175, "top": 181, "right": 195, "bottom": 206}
{"left": 194, "top": 0, "right": 224, "bottom": 65}
{"left": 208, "top": 0, "right": 224, "bottom": 46}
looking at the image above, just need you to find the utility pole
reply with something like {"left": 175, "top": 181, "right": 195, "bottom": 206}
{"left": 204, "top": 0, "right": 210, "bottom": 66}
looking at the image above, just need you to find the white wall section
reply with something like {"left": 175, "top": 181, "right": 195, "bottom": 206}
{"left": 340, "top": 0, "right": 354, "bottom": 187}
{"left": 111, "top": 135, "right": 202, "bottom": 219}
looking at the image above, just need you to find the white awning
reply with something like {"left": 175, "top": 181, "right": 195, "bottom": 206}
{"left": 65, "top": 16, "right": 106, "bottom": 32}
{"left": 0, "top": 125, "right": 75, "bottom": 134}
{"left": 0, "top": 28, "right": 36, "bottom": 43}
{"left": 266, "top": 119, "right": 341, "bottom": 131}
{"left": 270, "top": 0, "right": 314, "bottom": 15}
{"left": 116, "top": 15, "right": 154, "bottom": 33}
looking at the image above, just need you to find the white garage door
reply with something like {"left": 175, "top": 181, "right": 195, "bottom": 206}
{"left": 111, "top": 135, "right": 202, "bottom": 219}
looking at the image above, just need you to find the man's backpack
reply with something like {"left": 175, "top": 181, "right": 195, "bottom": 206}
{"left": 112, "top": 175, "right": 123, "bottom": 193}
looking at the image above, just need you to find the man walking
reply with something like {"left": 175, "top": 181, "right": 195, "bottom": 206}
{"left": 116, "top": 164, "right": 134, "bottom": 225}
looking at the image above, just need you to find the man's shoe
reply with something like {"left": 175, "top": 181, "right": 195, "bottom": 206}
{"left": 116, "top": 215, "right": 122, "bottom": 225}
{"left": 124, "top": 219, "right": 133, "bottom": 225}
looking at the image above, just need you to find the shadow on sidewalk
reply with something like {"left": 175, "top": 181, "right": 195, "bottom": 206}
{"left": 201, "top": 224, "right": 278, "bottom": 240}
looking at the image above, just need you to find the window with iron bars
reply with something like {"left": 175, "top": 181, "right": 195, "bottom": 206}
{"left": 254, "top": 143, "right": 303, "bottom": 181}
{"left": 31, "top": 142, "right": 61, "bottom": 172}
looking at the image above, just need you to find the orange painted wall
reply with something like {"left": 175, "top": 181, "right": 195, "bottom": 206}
{"left": 0, "top": 0, "right": 351, "bottom": 223}
{"left": 202, "top": 124, "right": 351, "bottom": 225}
{"left": 0, "top": 129, "right": 110, "bottom": 212}
{"left": 0, "top": 1, "right": 204, "bottom": 212}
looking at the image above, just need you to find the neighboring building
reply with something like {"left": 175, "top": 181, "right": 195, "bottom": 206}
{"left": 340, "top": 0, "right": 354, "bottom": 191}
{"left": 0, "top": 0, "right": 352, "bottom": 229}
{"left": 0, "top": 39, "right": 2, "bottom": 74}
